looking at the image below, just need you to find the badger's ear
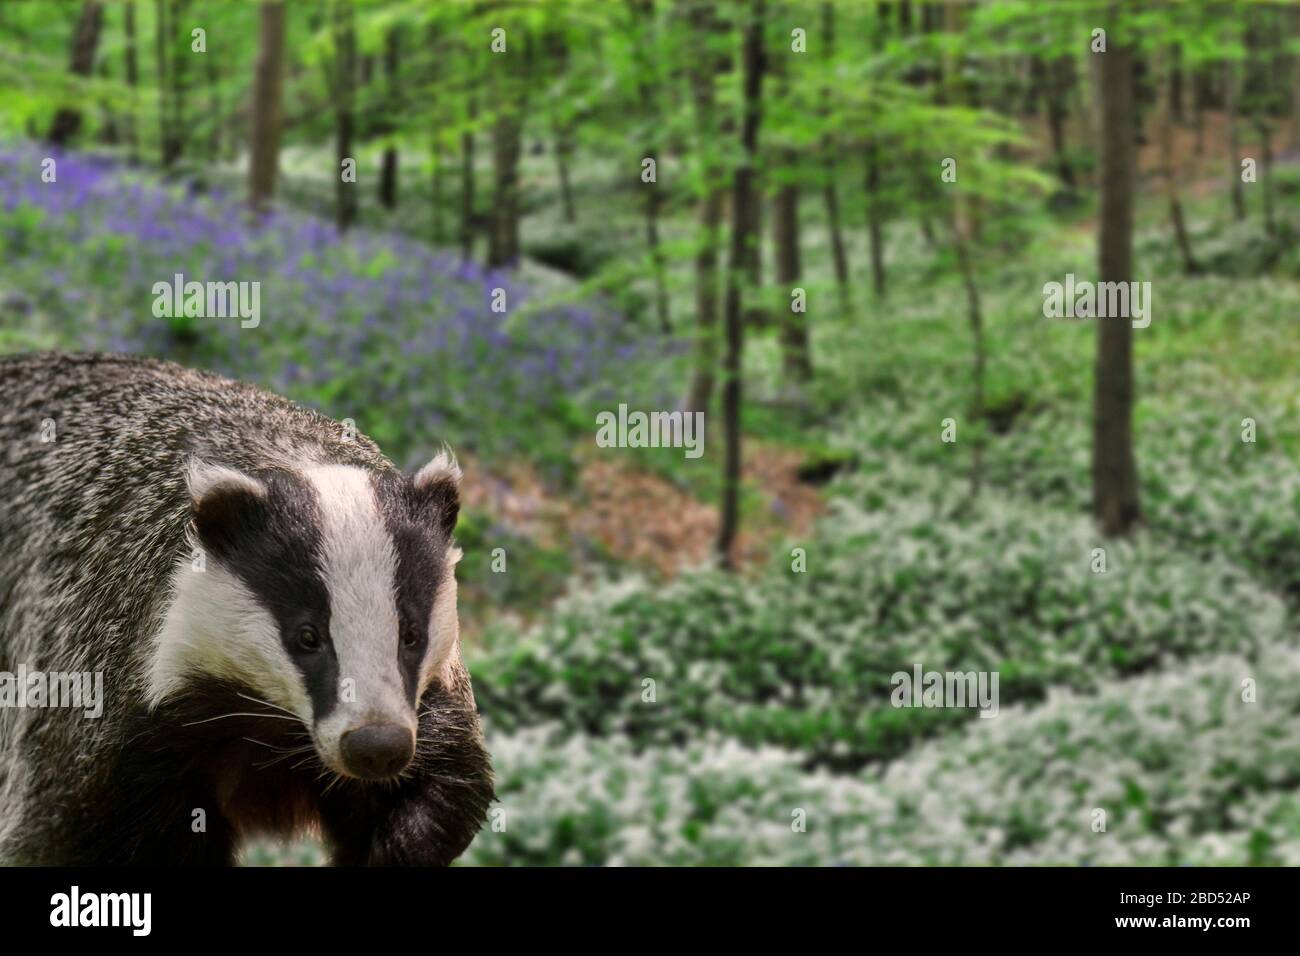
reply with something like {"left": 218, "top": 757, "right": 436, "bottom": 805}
{"left": 186, "top": 461, "right": 268, "bottom": 556}
{"left": 413, "top": 450, "right": 461, "bottom": 537}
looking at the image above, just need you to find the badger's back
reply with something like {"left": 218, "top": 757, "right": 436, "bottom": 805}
{"left": 0, "top": 352, "right": 396, "bottom": 846}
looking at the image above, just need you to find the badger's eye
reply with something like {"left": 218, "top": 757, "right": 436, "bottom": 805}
{"left": 402, "top": 630, "right": 424, "bottom": 649}
{"left": 296, "top": 624, "right": 322, "bottom": 651}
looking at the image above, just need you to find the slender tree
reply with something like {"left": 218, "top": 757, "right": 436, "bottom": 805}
{"left": 717, "top": 0, "right": 765, "bottom": 570}
{"left": 247, "top": 1, "right": 287, "bottom": 215}
{"left": 460, "top": 87, "right": 477, "bottom": 261}
{"left": 1224, "top": 58, "right": 1245, "bottom": 220}
{"left": 204, "top": 9, "right": 221, "bottom": 156}
{"left": 820, "top": 2, "right": 851, "bottom": 314}
{"left": 943, "top": 0, "right": 984, "bottom": 497}
{"left": 487, "top": 97, "right": 523, "bottom": 267}
{"left": 1091, "top": 23, "right": 1142, "bottom": 536}
{"left": 1155, "top": 43, "right": 1198, "bottom": 273}
{"left": 488, "top": 32, "right": 528, "bottom": 268}
{"left": 124, "top": 1, "right": 139, "bottom": 161}
{"left": 769, "top": 42, "right": 810, "bottom": 382}
{"left": 47, "top": 1, "right": 105, "bottom": 146}
{"left": 1045, "top": 54, "right": 1076, "bottom": 188}
{"left": 1247, "top": 6, "right": 1279, "bottom": 237}
{"left": 1292, "top": 5, "right": 1300, "bottom": 151}
{"left": 378, "top": 28, "right": 400, "bottom": 211}
{"left": 547, "top": 31, "right": 577, "bottom": 224}
{"left": 683, "top": 0, "right": 725, "bottom": 414}
{"left": 155, "top": 0, "right": 170, "bottom": 165}
{"left": 631, "top": 0, "right": 671, "bottom": 333}
{"left": 772, "top": 173, "right": 811, "bottom": 382}
{"left": 329, "top": 0, "right": 358, "bottom": 230}
{"left": 164, "top": 0, "right": 190, "bottom": 168}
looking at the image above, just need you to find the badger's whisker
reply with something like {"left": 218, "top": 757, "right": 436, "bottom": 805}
{"left": 240, "top": 735, "right": 310, "bottom": 751}
{"left": 183, "top": 711, "right": 301, "bottom": 727}
{"left": 251, "top": 745, "right": 316, "bottom": 770}
{"left": 235, "top": 691, "right": 300, "bottom": 719}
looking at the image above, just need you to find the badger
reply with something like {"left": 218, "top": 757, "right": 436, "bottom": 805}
{"left": 0, "top": 352, "right": 493, "bottom": 865}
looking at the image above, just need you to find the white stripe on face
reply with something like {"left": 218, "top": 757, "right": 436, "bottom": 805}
{"left": 421, "top": 547, "right": 463, "bottom": 693}
{"left": 147, "top": 556, "right": 309, "bottom": 717}
{"left": 305, "top": 465, "right": 414, "bottom": 763}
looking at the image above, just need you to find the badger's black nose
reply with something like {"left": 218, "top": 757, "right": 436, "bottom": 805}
{"left": 340, "top": 724, "right": 415, "bottom": 779}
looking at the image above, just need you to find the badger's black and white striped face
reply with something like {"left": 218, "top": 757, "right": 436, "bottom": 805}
{"left": 149, "top": 453, "right": 464, "bottom": 782}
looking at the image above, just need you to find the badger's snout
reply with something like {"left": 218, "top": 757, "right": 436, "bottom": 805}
{"left": 340, "top": 724, "right": 415, "bottom": 780}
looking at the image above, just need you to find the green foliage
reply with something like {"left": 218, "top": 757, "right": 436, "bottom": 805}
{"left": 472, "top": 472, "right": 1284, "bottom": 767}
{"left": 468, "top": 648, "right": 1300, "bottom": 866}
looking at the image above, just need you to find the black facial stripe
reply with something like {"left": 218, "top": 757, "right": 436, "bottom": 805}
{"left": 192, "top": 468, "right": 339, "bottom": 720}
{"left": 371, "top": 471, "right": 447, "bottom": 704}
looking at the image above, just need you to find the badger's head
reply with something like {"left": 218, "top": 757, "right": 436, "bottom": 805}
{"left": 150, "top": 451, "right": 471, "bottom": 783}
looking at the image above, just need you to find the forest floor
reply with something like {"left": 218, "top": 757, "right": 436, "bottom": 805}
{"left": 464, "top": 441, "right": 824, "bottom": 579}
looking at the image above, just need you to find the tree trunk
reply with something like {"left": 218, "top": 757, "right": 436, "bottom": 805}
{"left": 1251, "top": 8, "right": 1278, "bottom": 237}
{"left": 205, "top": 19, "right": 220, "bottom": 155}
{"left": 331, "top": 0, "right": 357, "bottom": 231}
{"left": 686, "top": 186, "right": 724, "bottom": 414}
{"left": 1025, "top": 55, "right": 1044, "bottom": 117}
{"left": 941, "top": 1, "right": 984, "bottom": 499}
{"left": 487, "top": 32, "right": 528, "bottom": 269}
{"left": 820, "top": 2, "right": 851, "bottom": 314}
{"left": 378, "top": 29, "right": 400, "bottom": 211}
{"left": 432, "top": 147, "right": 445, "bottom": 243}
{"left": 1091, "top": 31, "right": 1142, "bottom": 537}
{"left": 645, "top": 184, "right": 671, "bottom": 333}
{"left": 742, "top": 185, "right": 767, "bottom": 327}
{"left": 1156, "top": 47, "right": 1198, "bottom": 273}
{"left": 632, "top": 0, "right": 671, "bottom": 333}
{"left": 553, "top": 121, "right": 576, "bottom": 223}
{"left": 1046, "top": 55, "right": 1076, "bottom": 188}
{"left": 47, "top": 1, "right": 105, "bottom": 146}
{"left": 1193, "top": 64, "right": 1209, "bottom": 155}
{"left": 166, "top": 0, "right": 189, "bottom": 168}
{"left": 951, "top": 210, "right": 983, "bottom": 498}
{"left": 1225, "top": 60, "right": 1246, "bottom": 220}
{"left": 683, "top": 0, "right": 724, "bottom": 415}
{"left": 1256, "top": 116, "right": 1276, "bottom": 236}
{"left": 1169, "top": 43, "right": 1184, "bottom": 123}
{"left": 488, "top": 109, "right": 523, "bottom": 267}
{"left": 717, "top": 0, "right": 765, "bottom": 571}
{"left": 1293, "top": 7, "right": 1300, "bottom": 151}
{"left": 773, "top": 176, "right": 811, "bottom": 382}
{"left": 124, "top": 1, "right": 139, "bottom": 161}
{"left": 155, "top": 0, "right": 169, "bottom": 165}
{"left": 247, "top": 2, "right": 287, "bottom": 216}
{"left": 545, "top": 31, "right": 577, "bottom": 225}
{"left": 460, "top": 92, "right": 477, "bottom": 261}
{"left": 98, "top": 58, "right": 119, "bottom": 146}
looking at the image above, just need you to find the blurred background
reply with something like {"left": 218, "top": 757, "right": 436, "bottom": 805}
{"left": 3, "top": 0, "right": 1300, "bottom": 865}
